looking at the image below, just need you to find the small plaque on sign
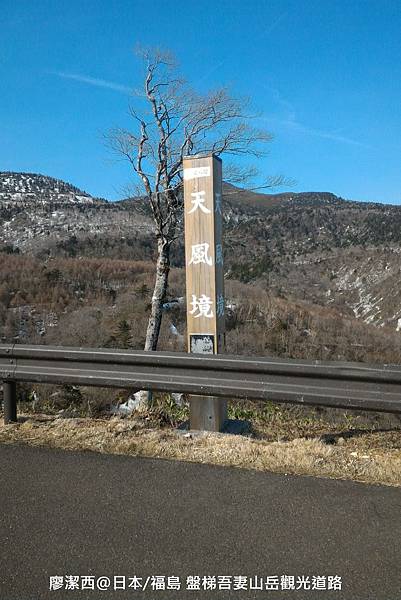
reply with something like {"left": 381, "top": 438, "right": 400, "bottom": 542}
{"left": 183, "top": 166, "right": 211, "bottom": 180}
{"left": 190, "top": 334, "right": 215, "bottom": 354}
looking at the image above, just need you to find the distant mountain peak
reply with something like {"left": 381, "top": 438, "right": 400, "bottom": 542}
{"left": 0, "top": 172, "right": 104, "bottom": 206}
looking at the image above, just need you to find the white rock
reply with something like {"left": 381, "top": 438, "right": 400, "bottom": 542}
{"left": 171, "top": 392, "right": 185, "bottom": 406}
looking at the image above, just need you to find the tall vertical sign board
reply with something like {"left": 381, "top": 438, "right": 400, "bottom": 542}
{"left": 183, "top": 154, "right": 226, "bottom": 431}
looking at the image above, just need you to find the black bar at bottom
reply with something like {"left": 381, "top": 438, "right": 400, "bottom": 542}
{"left": 3, "top": 381, "right": 17, "bottom": 424}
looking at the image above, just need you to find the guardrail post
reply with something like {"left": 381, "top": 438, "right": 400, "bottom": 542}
{"left": 3, "top": 381, "right": 17, "bottom": 424}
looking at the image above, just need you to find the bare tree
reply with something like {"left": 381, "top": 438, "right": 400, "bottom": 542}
{"left": 107, "top": 48, "right": 284, "bottom": 392}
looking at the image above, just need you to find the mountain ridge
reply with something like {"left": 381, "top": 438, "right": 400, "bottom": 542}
{"left": 0, "top": 171, "right": 106, "bottom": 205}
{"left": 3, "top": 170, "right": 396, "bottom": 208}
{"left": 2, "top": 171, "right": 401, "bottom": 334}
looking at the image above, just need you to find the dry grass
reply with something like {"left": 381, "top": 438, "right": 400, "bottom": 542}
{"left": 1, "top": 411, "right": 401, "bottom": 487}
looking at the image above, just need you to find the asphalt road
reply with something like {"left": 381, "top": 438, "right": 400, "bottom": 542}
{"left": 0, "top": 444, "right": 400, "bottom": 600}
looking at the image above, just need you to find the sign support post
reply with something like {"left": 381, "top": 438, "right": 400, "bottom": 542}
{"left": 183, "top": 153, "right": 226, "bottom": 431}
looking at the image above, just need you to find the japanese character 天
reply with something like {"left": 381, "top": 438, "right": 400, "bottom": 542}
{"left": 188, "top": 191, "right": 211, "bottom": 214}
{"left": 214, "top": 192, "right": 222, "bottom": 214}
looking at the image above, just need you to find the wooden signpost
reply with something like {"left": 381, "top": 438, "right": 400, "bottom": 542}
{"left": 183, "top": 154, "right": 226, "bottom": 431}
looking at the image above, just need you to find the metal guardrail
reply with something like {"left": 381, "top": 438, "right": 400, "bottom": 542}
{"left": 2, "top": 343, "right": 401, "bottom": 424}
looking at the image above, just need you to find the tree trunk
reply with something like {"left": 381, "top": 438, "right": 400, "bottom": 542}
{"left": 139, "top": 238, "right": 171, "bottom": 408}
{"left": 144, "top": 237, "right": 170, "bottom": 351}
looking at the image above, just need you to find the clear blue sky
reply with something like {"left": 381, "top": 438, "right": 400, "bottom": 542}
{"left": 1, "top": 0, "right": 401, "bottom": 203}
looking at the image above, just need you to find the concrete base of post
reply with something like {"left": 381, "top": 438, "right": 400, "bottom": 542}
{"left": 189, "top": 396, "right": 227, "bottom": 432}
{"left": 3, "top": 381, "right": 17, "bottom": 424}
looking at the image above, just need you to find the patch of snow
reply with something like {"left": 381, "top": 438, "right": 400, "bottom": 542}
{"left": 110, "top": 392, "right": 143, "bottom": 415}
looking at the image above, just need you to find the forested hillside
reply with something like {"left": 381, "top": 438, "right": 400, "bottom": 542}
{"left": 2, "top": 172, "right": 401, "bottom": 365}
